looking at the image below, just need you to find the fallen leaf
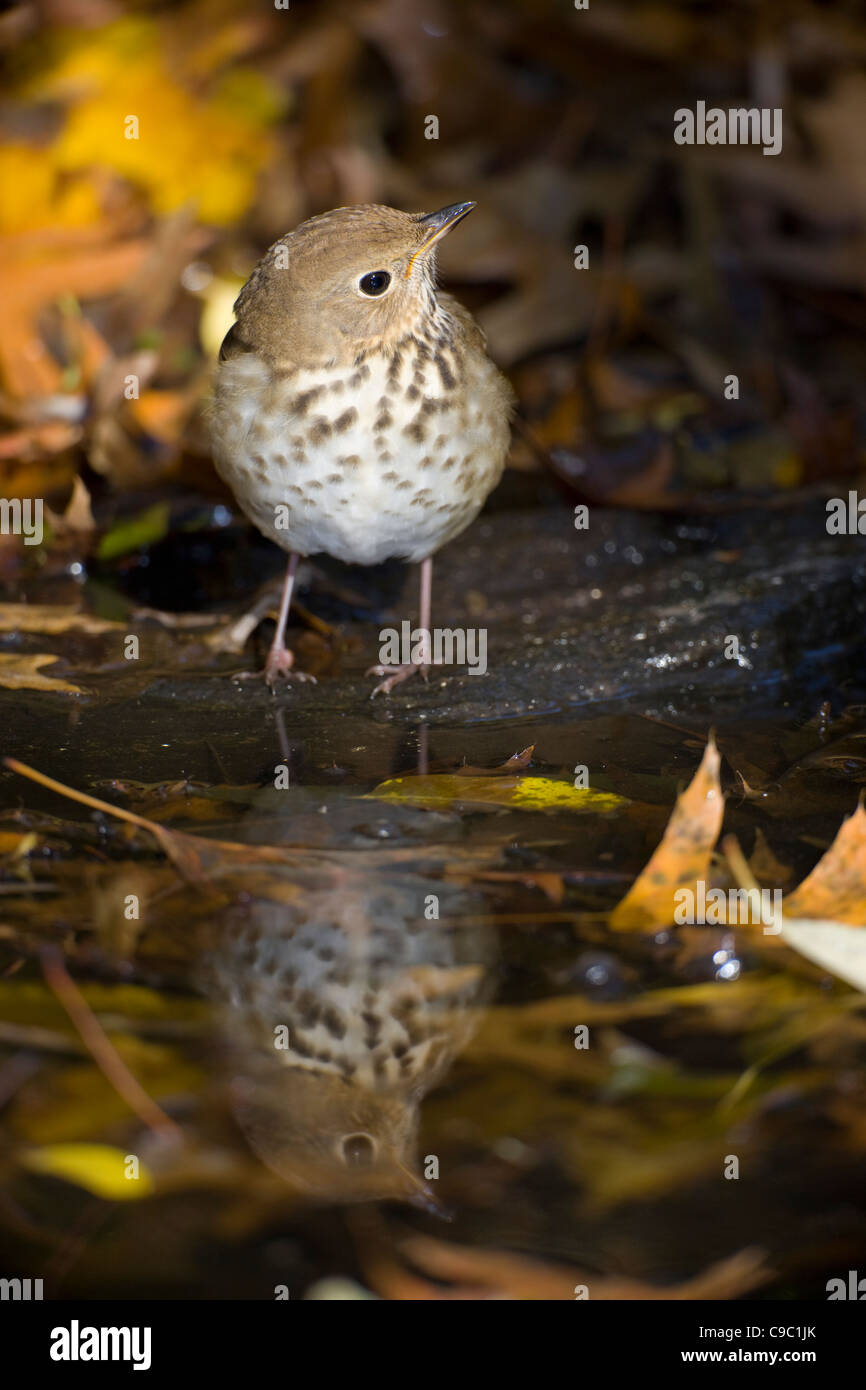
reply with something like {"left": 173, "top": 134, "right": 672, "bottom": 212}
{"left": 19, "top": 1142, "right": 155, "bottom": 1200}
{"left": 0, "top": 605, "right": 121, "bottom": 635}
{"left": 610, "top": 736, "right": 723, "bottom": 930}
{"left": 778, "top": 920, "right": 866, "bottom": 994}
{"left": 783, "top": 801, "right": 866, "bottom": 925}
{"left": 367, "top": 774, "right": 626, "bottom": 814}
{"left": 0, "top": 654, "right": 84, "bottom": 694}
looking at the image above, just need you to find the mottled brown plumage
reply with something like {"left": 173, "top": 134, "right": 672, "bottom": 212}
{"left": 199, "top": 866, "right": 491, "bottom": 1206}
{"left": 209, "top": 202, "right": 514, "bottom": 691}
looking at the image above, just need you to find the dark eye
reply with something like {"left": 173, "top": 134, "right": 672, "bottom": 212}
{"left": 359, "top": 270, "right": 391, "bottom": 297}
{"left": 341, "top": 1133, "right": 376, "bottom": 1168}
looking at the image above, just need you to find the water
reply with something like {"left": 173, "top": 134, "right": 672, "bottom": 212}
{"left": 2, "top": 679, "right": 865, "bottom": 1299}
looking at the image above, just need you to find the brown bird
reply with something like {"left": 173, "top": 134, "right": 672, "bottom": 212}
{"left": 209, "top": 202, "right": 513, "bottom": 693}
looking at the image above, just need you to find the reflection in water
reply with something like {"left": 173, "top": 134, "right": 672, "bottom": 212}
{"left": 198, "top": 867, "right": 492, "bottom": 1206}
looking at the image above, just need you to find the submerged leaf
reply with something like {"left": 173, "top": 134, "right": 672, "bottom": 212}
{"left": 96, "top": 502, "right": 171, "bottom": 560}
{"left": 20, "top": 1143, "right": 155, "bottom": 1200}
{"left": 367, "top": 774, "right": 626, "bottom": 814}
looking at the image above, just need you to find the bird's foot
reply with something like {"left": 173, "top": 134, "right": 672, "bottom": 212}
{"left": 367, "top": 662, "right": 430, "bottom": 697}
{"left": 235, "top": 642, "right": 317, "bottom": 690}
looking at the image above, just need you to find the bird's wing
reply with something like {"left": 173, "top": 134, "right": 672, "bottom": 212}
{"left": 218, "top": 321, "right": 254, "bottom": 363}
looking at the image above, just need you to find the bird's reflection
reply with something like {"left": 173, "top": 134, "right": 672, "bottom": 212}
{"left": 197, "top": 864, "right": 492, "bottom": 1207}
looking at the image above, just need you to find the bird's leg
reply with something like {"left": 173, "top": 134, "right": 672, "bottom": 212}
{"left": 235, "top": 552, "right": 316, "bottom": 688}
{"left": 211, "top": 558, "right": 338, "bottom": 656}
{"left": 264, "top": 552, "right": 317, "bottom": 686}
{"left": 368, "top": 556, "right": 435, "bottom": 697}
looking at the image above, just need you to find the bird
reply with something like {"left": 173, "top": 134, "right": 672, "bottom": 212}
{"left": 197, "top": 861, "right": 491, "bottom": 1206}
{"left": 208, "top": 201, "right": 514, "bottom": 694}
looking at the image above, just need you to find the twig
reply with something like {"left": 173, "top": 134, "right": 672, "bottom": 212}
{"left": 40, "top": 946, "right": 183, "bottom": 1145}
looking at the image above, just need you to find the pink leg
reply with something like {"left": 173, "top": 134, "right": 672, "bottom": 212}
{"left": 418, "top": 553, "right": 432, "bottom": 664}
{"left": 263, "top": 553, "right": 316, "bottom": 688}
{"left": 368, "top": 556, "right": 434, "bottom": 697}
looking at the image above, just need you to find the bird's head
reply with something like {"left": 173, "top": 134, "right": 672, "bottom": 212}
{"left": 229, "top": 1066, "right": 444, "bottom": 1211}
{"left": 232, "top": 202, "right": 476, "bottom": 367}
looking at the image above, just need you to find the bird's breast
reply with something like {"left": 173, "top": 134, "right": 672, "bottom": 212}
{"left": 210, "top": 336, "right": 510, "bottom": 565}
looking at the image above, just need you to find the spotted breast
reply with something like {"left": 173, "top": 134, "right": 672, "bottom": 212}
{"left": 210, "top": 294, "right": 511, "bottom": 568}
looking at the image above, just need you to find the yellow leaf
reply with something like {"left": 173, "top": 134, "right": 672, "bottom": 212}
{"left": 0, "top": 653, "right": 84, "bottom": 694}
{"left": 10, "top": 18, "right": 284, "bottom": 233}
{"left": 367, "top": 774, "right": 626, "bottom": 813}
{"left": 20, "top": 1143, "right": 154, "bottom": 1200}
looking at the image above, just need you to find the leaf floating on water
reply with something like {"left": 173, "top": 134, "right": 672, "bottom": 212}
{"left": 0, "top": 605, "right": 121, "bottom": 635}
{"left": 20, "top": 1143, "right": 155, "bottom": 1200}
{"left": 723, "top": 815, "right": 866, "bottom": 992}
{"left": 778, "top": 920, "right": 866, "bottom": 993}
{"left": 366, "top": 774, "right": 627, "bottom": 814}
{"left": 610, "top": 735, "right": 723, "bottom": 931}
{"left": 768, "top": 802, "right": 866, "bottom": 991}
{"left": 0, "top": 654, "right": 84, "bottom": 695}
{"left": 783, "top": 801, "right": 866, "bottom": 925}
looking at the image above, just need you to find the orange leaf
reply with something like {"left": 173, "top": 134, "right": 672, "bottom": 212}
{"left": 610, "top": 735, "right": 724, "bottom": 931}
{"left": 783, "top": 801, "right": 866, "bottom": 926}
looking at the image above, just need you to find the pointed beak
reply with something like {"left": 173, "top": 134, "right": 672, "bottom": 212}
{"left": 396, "top": 1160, "right": 453, "bottom": 1219}
{"left": 406, "top": 201, "right": 476, "bottom": 274}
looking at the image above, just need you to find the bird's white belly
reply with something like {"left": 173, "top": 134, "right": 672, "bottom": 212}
{"left": 211, "top": 351, "right": 507, "bottom": 565}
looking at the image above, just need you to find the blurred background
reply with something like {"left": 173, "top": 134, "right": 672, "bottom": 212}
{"left": 2, "top": 0, "right": 865, "bottom": 551}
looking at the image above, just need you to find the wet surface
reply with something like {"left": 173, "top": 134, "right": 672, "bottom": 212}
{"left": 2, "top": 501, "right": 866, "bottom": 1299}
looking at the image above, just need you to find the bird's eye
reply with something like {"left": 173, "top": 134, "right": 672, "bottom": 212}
{"left": 340, "top": 1133, "right": 377, "bottom": 1168}
{"left": 358, "top": 270, "right": 391, "bottom": 297}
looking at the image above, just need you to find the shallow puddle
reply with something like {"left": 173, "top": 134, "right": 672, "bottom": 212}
{"left": 2, "top": 670, "right": 865, "bottom": 1299}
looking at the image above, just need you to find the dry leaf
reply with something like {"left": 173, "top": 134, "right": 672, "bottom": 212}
{"left": 0, "top": 605, "right": 121, "bottom": 635}
{"left": 779, "top": 919, "right": 866, "bottom": 993}
{"left": 783, "top": 801, "right": 866, "bottom": 925}
{"left": 610, "top": 736, "right": 723, "bottom": 931}
{"left": 0, "top": 654, "right": 84, "bottom": 694}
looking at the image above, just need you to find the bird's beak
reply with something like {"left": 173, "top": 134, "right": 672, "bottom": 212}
{"left": 406, "top": 201, "right": 476, "bottom": 275}
{"left": 397, "top": 1162, "right": 453, "bottom": 1220}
